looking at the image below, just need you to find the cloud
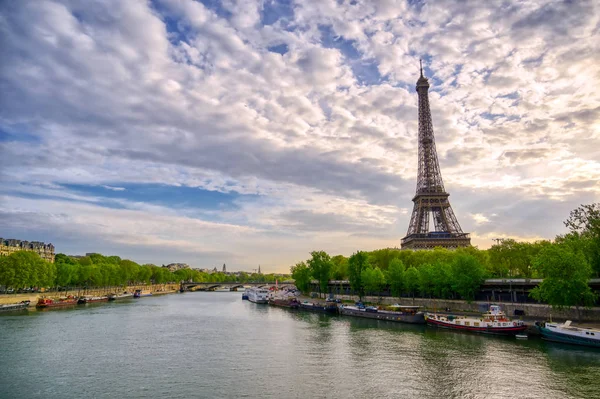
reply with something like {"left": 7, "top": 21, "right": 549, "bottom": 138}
{"left": 1, "top": 0, "right": 599, "bottom": 271}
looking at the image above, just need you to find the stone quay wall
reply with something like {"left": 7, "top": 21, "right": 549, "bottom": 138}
{"left": 0, "top": 283, "right": 180, "bottom": 305}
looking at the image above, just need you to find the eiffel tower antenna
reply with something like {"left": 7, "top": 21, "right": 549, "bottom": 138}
{"left": 401, "top": 62, "right": 471, "bottom": 250}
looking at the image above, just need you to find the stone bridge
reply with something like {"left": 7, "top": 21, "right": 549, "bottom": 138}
{"left": 180, "top": 281, "right": 294, "bottom": 292}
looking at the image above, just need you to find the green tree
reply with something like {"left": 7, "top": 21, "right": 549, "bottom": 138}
{"left": 386, "top": 258, "right": 405, "bottom": 297}
{"left": 361, "top": 266, "right": 386, "bottom": 296}
{"left": 530, "top": 243, "right": 597, "bottom": 321}
{"left": 368, "top": 248, "right": 401, "bottom": 271}
{"left": 291, "top": 261, "right": 312, "bottom": 293}
{"left": 564, "top": 203, "right": 600, "bottom": 276}
{"left": 431, "top": 261, "right": 453, "bottom": 299}
{"left": 348, "top": 251, "right": 369, "bottom": 299}
{"left": 307, "top": 251, "right": 333, "bottom": 298}
{"left": 450, "top": 254, "right": 486, "bottom": 301}
{"left": 331, "top": 255, "right": 348, "bottom": 280}
{"left": 418, "top": 263, "right": 436, "bottom": 298}
{"left": 404, "top": 267, "right": 420, "bottom": 299}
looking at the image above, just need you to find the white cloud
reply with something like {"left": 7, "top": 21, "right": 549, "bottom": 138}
{"left": 1, "top": 0, "right": 599, "bottom": 271}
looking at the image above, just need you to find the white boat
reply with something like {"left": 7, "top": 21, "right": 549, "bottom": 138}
{"left": 536, "top": 320, "right": 600, "bottom": 348}
{"left": 247, "top": 287, "right": 269, "bottom": 304}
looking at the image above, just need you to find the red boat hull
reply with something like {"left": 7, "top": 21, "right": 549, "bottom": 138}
{"left": 426, "top": 317, "right": 527, "bottom": 335}
{"left": 36, "top": 299, "right": 78, "bottom": 308}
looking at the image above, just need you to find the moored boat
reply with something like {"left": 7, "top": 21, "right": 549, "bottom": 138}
{"left": 36, "top": 296, "right": 78, "bottom": 308}
{"left": 247, "top": 287, "right": 269, "bottom": 304}
{"left": 0, "top": 300, "right": 31, "bottom": 312}
{"left": 298, "top": 301, "right": 338, "bottom": 313}
{"left": 536, "top": 320, "right": 600, "bottom": 348}
{"left": 425, "top": 305, "right": 526, "bottom": 335}
{"left": 133, "top": 289, "right": 152, "bottom": 298}
{"left": 77, "top": 295, "right": 109, "bottom": 304}
{"left": 269, "top": 296, "right": 300, "bottom": 309}
{"left": 339, "top": 303, "right": 425, "bottom": 324}
{"left": 241, "top": 289, "right": 249, "bottom": 300}
{"left": 108, "top": 292, "right": 134, "bottom": 300}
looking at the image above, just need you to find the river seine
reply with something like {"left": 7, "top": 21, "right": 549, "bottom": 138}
{"left": 1, "top": 292, "right": 599, "bottom": 398}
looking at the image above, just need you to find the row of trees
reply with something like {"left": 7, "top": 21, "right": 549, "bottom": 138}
{"left": 0, "top": 252, "right": 287, "bottom": 290}
{"left": 291, "top": 204, "right": 600, "bottom": 309}
{"left": 292, "top": 249, "right": 487, "bottom": 301}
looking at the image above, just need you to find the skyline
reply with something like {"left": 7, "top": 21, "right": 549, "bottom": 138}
{"left": 1, "top": 0, "right": 599, "bottom": 272}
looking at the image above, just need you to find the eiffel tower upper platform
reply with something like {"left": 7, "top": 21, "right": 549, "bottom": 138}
{"left": 401, "top": 61, "right": 470, "bottom": 250}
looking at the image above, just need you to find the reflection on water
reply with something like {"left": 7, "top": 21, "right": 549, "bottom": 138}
{"left": 0, "top": 292, "right": 599, "bottom": 399}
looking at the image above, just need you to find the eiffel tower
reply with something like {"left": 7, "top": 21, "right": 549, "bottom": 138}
{"left": 401, "top": 61, "right": 470, "bottom": 250}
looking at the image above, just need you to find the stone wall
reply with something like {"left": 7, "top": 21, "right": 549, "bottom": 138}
{"left": 0, "top": 283, "right": 180, "bottom": 305}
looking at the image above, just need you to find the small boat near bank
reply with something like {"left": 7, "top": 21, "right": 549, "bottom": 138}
{"left": 0, "top": 300, "right": 31, "bottom": 312}
{"left": 269, "top": 296, "right": 300, "bottom": 309}
{"left": 77, "top": 295, "right": 109, "bottom": 304}
{"left": 339, "top": 303, "right": 426, "bottom": 324}
{"left": 133, "top": 289, "right": 152, "bottom": 298}
{"left": 425, "top": 305, "right": 526, "bottom": 335}
{"left": 108, "top": 292, "right": 134, "bottom": 300}
{"left": 536, "top": 320, "right": 600, "bottom": 348}
{"left": 36, "top": 297, "right": 78, "bottom": 308}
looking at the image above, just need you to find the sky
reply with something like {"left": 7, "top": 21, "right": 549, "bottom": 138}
{"left": 1, "top": 0, "right": 599, "bottom": 272}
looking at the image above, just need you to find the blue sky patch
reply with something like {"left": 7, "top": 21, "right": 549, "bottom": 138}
{"left": 60, "top": 183, "right": 258, "bottom": 211}
{"left": 261, "top": 0, "right": 295, "bottom": 26}
{"left": 267, "top": 43, "right": 289, "bottom": 55}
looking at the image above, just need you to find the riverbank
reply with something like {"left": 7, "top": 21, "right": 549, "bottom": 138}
{"left": 0, "top": 283, "right": 180, "bottom": 306}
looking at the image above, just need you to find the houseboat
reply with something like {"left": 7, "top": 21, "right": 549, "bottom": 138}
{"left": 133, "top": 289, "right": 152, "bottom": 298}
{"left": 339, "top": 303, "right": 426, "bottom": 324}
{"left": 247, "top": 287, "right": 269, "bottom": 304}
{"left": 108, "top": 292, "right": 134, "bottom": 300}
{"left": 0, "top": 300, "right": 30, "bottom": 312}
{"left": 36, "top": 297, "right": 78, "bottom": 308}
{"left": 77, "top": 295, "right": 109, "bottom": 304}
{"left": 269, "top": 295, "right": 300, "bottom": 309}
{"left": 298, "top": 301, "right": 338, "bottom": 313}
{"left": 536, "top": 320, "right": 600, "bottom": 348}
{"left": 425, "top": 305, "right": 526, "bottom": 335}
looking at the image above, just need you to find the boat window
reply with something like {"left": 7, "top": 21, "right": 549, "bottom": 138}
{"left": 474, "top": 322, "right": 479, "bottom": 327}
{"left": 592, "top": 333, "right": 595, "bottom": 336}
{"left": 586, "top": 332, "right": 589, "bottom": 335}
{"left": 465, "top": 322, "right": 470, "bottom": 326}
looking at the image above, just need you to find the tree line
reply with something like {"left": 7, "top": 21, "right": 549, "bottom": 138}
{"left": 292, "top": 203, "right": 600, "bottom": 310}
{"left": 0, "top": 252, "right": 287, "bottom": 291}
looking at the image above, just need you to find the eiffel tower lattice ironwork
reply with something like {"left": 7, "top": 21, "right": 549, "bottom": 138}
{"left": 401, "top": 61, "right": 471, "bottom": 250}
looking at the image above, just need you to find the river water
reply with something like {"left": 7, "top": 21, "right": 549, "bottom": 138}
{"left": 1, "top": 292, "right": 599, "bottom": 398}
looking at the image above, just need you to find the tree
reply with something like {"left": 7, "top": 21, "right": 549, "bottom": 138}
{"left": 368, "top": 248, "right": 401, "bottom": 271}
{"left": 530, "top": 243, "right": 597, "bottom": 321}
{"left": 361, "top": 266, "right": 386, "bottom": 296}
{"left": 331, "top": 255, "right": 348, "bottom": 280}
{"left": 450, "top": 254, "right": 486, "bottom": 301}
{"left": 564, "top": 203, "right": 600, "bottom": 276}
{"left": 307, "top": 251, "right": 333, "bottom": 298}
{"left": 348, "top": 251, "right": 369, "bottom": 299}
{"left": 431, "top": 261, "right": 453, "bottom": 299}
{"left": 418, "top": 263, "right": 436, "bottom": 298}
{"left": 404, "top": 267, "right": 420, "bottom": 299}
{"left": 291, "top": 261, "right": 312, "bottom": 293}
{"left": 386, "top": 258, "right": 405, "bottom": 297}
